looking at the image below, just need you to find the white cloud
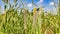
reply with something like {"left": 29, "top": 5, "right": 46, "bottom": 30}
{"left": 27, "top": 4, "right": 32, "bottom": 7}
{"left": 49, "top": 2, "right": 54, "bottom": 6}
{"left": 27, "top": 4, "right": 33, "bottom": 12}
{"left": 37, "top": 0, "right": 43, "bottom": 4}
{"left": 40, "top": 0, "right": 43, "bottom": 3}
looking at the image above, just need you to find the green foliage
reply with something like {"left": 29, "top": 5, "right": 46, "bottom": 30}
{"left": 2, "top": 0, "right": 8, "bottom": 4}
{"left": 0, "top": 8, "right": 60, "bottom": 34}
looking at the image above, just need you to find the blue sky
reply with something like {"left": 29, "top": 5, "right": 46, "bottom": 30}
{"left": 0, "top": 0, "right": 58, "bottom": 13}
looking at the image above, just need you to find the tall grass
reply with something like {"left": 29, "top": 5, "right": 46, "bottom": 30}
{"left": 0, "top": 7, "right": 60, "bottom": 34}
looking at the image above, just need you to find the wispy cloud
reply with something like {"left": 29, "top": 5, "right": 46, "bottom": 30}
{"left": 27, "top": 4, "right": 33, "bottom": 12}
{"left": 37, "top": 0, "right": 43, "bottom": 4}
{"left": 27, "top": 4, "right": 32, "bottom": 7}
{"left": 49, "top": 2, "right": 54, "bottom": 6}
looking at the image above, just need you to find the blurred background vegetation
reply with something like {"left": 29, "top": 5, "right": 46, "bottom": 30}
{"left": 0, "top": 0, "right": 60, "bottom": 34}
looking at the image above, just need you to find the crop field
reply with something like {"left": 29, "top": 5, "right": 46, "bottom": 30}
{"left": 0, "top": 7, "right": 60, "bottom": 34}
{"left": 0, "top": 0, "right": 60, "bottom": 34}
